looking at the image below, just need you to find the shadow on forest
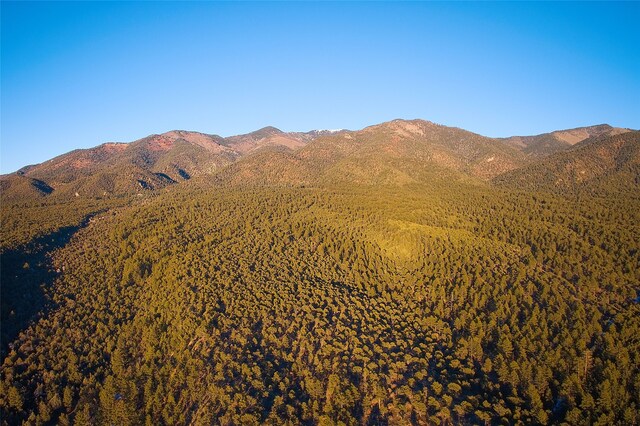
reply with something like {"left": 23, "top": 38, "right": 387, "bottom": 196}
{"left": 1, "top": 214, "right": 96, "bottom": 360}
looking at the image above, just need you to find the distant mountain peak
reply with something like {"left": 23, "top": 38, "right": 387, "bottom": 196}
{"left": 362, "top": 118, "right": 450, "bottom": 140}
{"left": 162, "top": 129, "right": 216, "bottom": 138}
{"left": 494, "top": 130, "right": 640, "bottom": 194}
{"left": 221, "top": 126, "right": 311, "bottom": 154}
{"left": 549, "top": 124, "right": 613, "bottom": 145}
{"left": 305, "top": 129, "right": 346, "bottom": 136}
{"left": 249, "top": 126, "right": 284, "bottom": 137}
{"left": 499, "top": 124, "right": 631, "bottom": 158}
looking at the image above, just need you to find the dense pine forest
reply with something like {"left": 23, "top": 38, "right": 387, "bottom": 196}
{"left": 1, "top": 122, "right": 639, "bottom": 425}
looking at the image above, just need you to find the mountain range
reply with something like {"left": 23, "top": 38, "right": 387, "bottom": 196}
{"left": 1, "top": 119, "right": 637, "bottom": 203}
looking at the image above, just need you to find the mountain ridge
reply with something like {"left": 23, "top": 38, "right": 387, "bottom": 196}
{"left": 2, "top": 119, "right": 636, "bottom": 202}
{"left": 499, "top": 124, "right": 632, "bottom": 158}
{"left": 494, "top": 130, "right": 640, "bottom": 195}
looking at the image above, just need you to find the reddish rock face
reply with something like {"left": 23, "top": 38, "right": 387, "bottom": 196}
{"left": 146, "top": 135, "right": 176, "bottom": 151}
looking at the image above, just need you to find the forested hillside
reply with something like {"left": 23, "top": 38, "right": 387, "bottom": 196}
{"left": 0, "top": 127, "right": 316, "bottom": 202}
{"left": 1, "top": 121, "right": 638, "bottom": 425}
{"left": 498, "top": 125, "right": 630, "bottom": 159}
{"left": 494, "top": 131, "right": 640, "bottom": 195}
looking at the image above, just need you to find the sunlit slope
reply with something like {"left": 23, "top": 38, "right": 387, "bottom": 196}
{"left": 494, "top": 130, "right": 640, "bottom": 195}
{"left": 3, "top": 119, "right": 632, "bottom": 202}
{"left": 499, "top": 124, "right": 630, "bottom": 159}
{"left": 214, "top": 119, "right": 525, "bottom": 187}
{"left": 1, "top": 183, "right": 638, "bottom": 424}
{"left": 0, "top": 128, "right": 316, "bottom": 201}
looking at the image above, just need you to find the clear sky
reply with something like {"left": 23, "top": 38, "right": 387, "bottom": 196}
{"left": 1, "top": 1, "right": 639, "bottom": 173}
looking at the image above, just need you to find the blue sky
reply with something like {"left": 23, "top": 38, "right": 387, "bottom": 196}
{"left": 1, "top": 1, "right": 639, "bottom": 173}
